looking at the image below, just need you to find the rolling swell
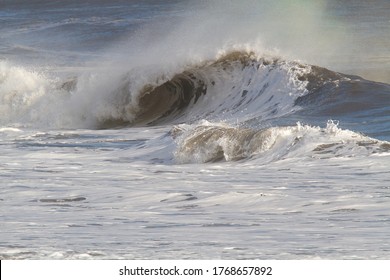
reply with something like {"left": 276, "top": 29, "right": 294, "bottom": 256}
{"left": 295, "top": 66, "right": 390, "bottom": 116}
{"left": 294, "top": 66, "right": 390, "bottom": 140}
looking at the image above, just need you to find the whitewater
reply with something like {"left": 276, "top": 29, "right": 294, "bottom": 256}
{"left": 1, "top": 0, "right": 390, "bottom": 259}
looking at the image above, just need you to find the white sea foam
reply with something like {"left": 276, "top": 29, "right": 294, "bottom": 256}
{"left": 1, "top": 124, "right": 389, "bottom": 260}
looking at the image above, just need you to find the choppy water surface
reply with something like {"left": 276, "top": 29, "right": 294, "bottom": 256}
{"left": 1, "top": 0, "right": 389, "bottom": 259}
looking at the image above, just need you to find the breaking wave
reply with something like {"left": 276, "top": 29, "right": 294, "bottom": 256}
{"left": 1, "top": 49, "right": 390, "bottom": 163}
{"left": 101, "top": 51, "right": 313, "bottom": 127}
{"left": 0, "top": 50, "right": 345, "bottom": 128}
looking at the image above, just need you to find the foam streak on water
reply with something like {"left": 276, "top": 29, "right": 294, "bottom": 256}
{"left": 1, "top": 126, "right": 390, "bottom": 259}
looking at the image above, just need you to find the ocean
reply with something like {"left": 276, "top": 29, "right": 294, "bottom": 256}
{"left": 1, "top": 0, "right": 389, "bottom": 259}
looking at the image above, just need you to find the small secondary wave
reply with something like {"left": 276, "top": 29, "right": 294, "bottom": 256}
{"left": 173, "top": 120, "right": 390, "bottom": 164}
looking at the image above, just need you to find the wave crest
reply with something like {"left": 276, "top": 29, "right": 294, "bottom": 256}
{"left": 94, "top": 50, "right": 311, "bottom": 128}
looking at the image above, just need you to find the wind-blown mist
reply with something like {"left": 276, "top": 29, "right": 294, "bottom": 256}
{"left": 102, "top": 0, "right": 345, "bottom": 71}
